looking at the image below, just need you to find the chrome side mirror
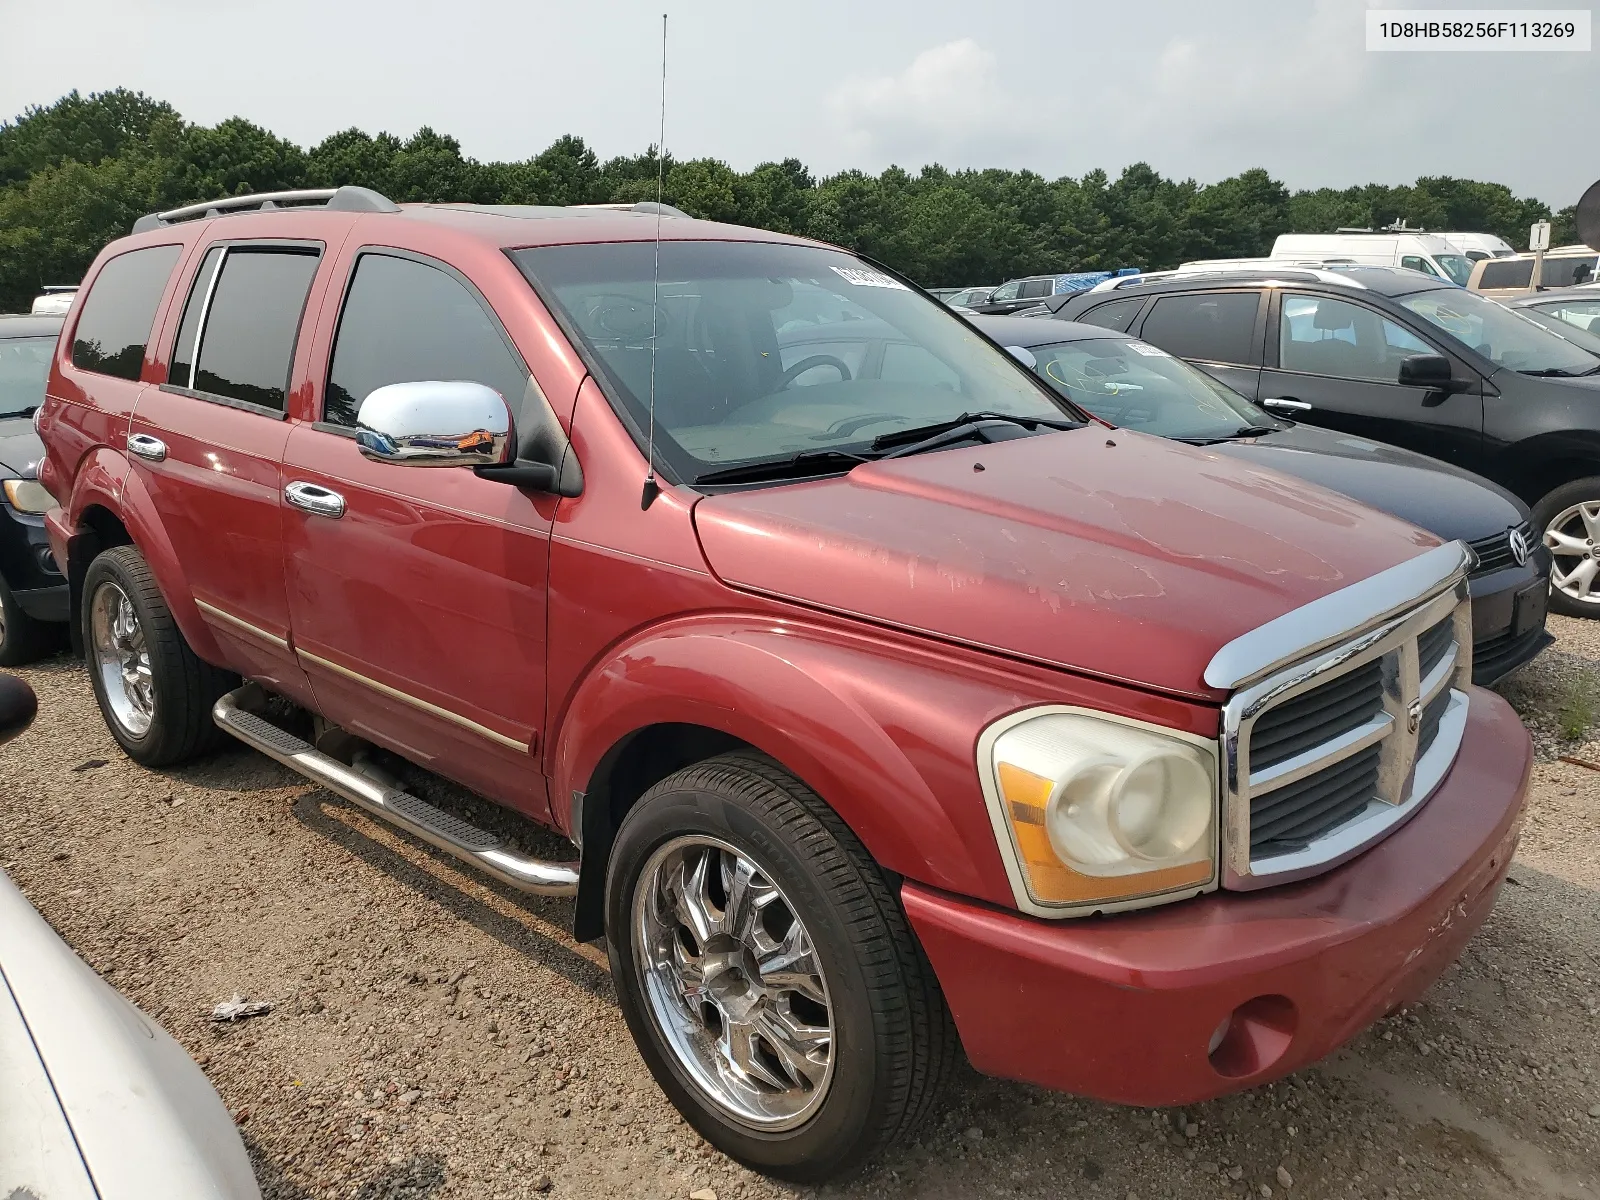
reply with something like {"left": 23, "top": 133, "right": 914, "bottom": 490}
{"left": 354, "top": 381, "right": 514, "bottom": 468}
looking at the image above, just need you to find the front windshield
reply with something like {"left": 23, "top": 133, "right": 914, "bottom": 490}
{"left": 1400, "top": 288, "right": 1600, "bottom": 376}
{"left": 514, "top": 241, "right": 1071, "bottom": 479}
{"left": 1435, "top": 254, "right": 1473, "bottom": 286}
{"left": 1025, "top": 336, "right": 1273, "bottom": 439}
{"left": 0, "top": 336, "right": 54, "bottom": 416}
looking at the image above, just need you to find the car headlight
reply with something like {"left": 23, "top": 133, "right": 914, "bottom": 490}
{"left": 978, "top": 707, "right": 1218, "bottom": 916}
{"left": 3, "top": 479, "right": 54, "bottom": 514}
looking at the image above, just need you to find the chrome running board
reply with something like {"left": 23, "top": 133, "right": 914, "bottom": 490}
{"left": 212, "top": 686, "right": 579, "bottom": 897}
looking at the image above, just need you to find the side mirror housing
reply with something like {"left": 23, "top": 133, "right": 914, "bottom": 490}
{"left": 355, "top": 381, "right": 515, "bottom": 468}
{"left": 1398, "top": 353, "right": 1470, "bottom": 393}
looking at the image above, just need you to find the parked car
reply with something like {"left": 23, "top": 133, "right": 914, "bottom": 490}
{"left": 28, "top": 286, "right": 78, "bottom": 316}
{"left": 1468, "top": 247, "right": 1600, "bottom": 297}
{"left": 976, "top": 313, "right": 1552, "bottom": 682}
{"left": 1055, "top": 267, "right": 1600, "bottom": 616}
{"left": 941, "top": 285, "right": 994, "bottom": 309}
{"left": 0, "top": 315, "right": 69, "bottom": 663}
{"left": 925, "top": 287, "right": 964, "bottom": 302}
{"left": 0, "top": 672, "right": 261, "bottom": 1200}
{"left": 969, "top": 271, "right": 1139, "bottom": 316}
{"left": 38, "top": 187, "right": 1530, "bottom": 1181}
{"left": 1271, "top": 233, "right": 1473, "bottom": 286}
{"left": 1438, "top": 232, "right": 1517, "bottom": 262}
{"left": 1506, "top": 288, "right": 1600, "bottom": 353}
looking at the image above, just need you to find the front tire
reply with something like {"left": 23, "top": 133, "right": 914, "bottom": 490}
{"left": 605, "top": 752, "right": 957, "bottom": 1182}
{"left": 1534, "top": 477, "right": 1600, "bottom": 618}
{"left": 82, "top": 545, "right": 236, "bottom": 766}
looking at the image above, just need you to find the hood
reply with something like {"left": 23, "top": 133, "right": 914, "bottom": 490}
{"left": 0, "top": 417, "right": 44, "bottom": 478}
{"left": 1210, "top": 423, "right": 1526, "bottom": 543}
{"left": 693, "top": 428, "right": 1440, "bottom": 700}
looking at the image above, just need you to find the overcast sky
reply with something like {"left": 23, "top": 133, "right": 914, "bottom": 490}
{"left": 3, "top": 0, "right": 1596, "bottom": 206}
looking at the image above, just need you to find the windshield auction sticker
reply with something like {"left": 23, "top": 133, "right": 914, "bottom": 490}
{"left": 830, "top": 265, "right": 909, "bottom": 290}
{"left": 1367, "top": 9, "right": 1590, "bottom": 50}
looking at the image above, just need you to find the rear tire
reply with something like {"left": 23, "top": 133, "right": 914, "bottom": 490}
{"left": 605, "top": 751, "right": 957, "bottom": 1182}
{"left": 0, "top": 575, "right": 62, "bottom": 666}
{"left": 1533, "top": 477, "right": 1600, "bottom": 618}
{"left": 81, "top": 545, "right": 236, "bottom": 766}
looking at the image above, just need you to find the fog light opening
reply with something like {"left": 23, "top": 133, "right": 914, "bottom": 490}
{"left": 1208, "top": 994, "right": 1297, "bottom": 1079}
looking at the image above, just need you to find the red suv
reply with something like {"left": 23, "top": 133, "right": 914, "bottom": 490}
{"left": 38, "top": 187, "right": 1530, "bottom": 1181}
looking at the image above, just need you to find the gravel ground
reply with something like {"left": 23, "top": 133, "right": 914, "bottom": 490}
{"left": 2, "top": 621, "right": 1598, "bottom": 1200}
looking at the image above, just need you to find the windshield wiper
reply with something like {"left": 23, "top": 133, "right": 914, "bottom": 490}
{"left": 868, "top": 411, "right": 1080, "bottom": 452}
{"left": 1518, "top": 367, "right": 1600, "bottom": 377}
{"left": 693, "top": 449, "right": 870, "bottom": 486}
{"left": 1227, "top": 425, "right": 1280, "bottom": 438}
{"left": 0, "top": 406, "right": 37, "bottom": 420}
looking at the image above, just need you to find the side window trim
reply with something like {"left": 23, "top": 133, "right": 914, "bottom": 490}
{"left": 164, "top": 238, "right": 324, "bottom": 418}
{"left": 322, "top": 246, "right": 531, "bottom": 424}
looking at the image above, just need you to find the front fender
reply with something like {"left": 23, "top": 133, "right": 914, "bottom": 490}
{"left": 70, "top": 451, "right": 226, "bottom": 666}
{"left": 556, "top": 616, "right": 1055, "bottom": 908}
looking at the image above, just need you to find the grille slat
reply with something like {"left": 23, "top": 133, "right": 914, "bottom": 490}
{"left": 1251, "top": 745, "right": 1380, "bottom": 855}
{"left": 1416, "top": 686, "right": 1452, "bottom": 760}
{"left": 1248, "top": 660, "right": 1384, "bottom": 773}
{"left": 1468, "top": 522, "right": 1532, "bottom": 577}
{"left": 1417, "top": 616, "right": 1454, "bottom": 681}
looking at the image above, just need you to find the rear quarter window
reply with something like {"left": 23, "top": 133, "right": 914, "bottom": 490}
{"left": 1076, "top": 297, "right": 1144, "bottom": 333}
{"left": 70, "top": 245, "right": 183, "bottom": 380}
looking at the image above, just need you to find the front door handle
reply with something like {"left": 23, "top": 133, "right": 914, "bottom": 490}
{"left": 284, "top": 481, "right": 346, "bottom": 519}
{"left": 1262, "top": 398, "right": 1313, "bottom": 414}
{"left": 127, "top": 433, "right": 168, "bottom": 462}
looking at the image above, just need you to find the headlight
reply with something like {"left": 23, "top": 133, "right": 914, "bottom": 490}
{"left": 978, "top": 707, "right": 1218, "bottom": 916}
{"left": 3, "top": 479, "right": 54, "bottom": 514}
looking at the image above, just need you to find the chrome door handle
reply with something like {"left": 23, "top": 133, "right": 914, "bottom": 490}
{"left": 1262, "top": 398, "right": 1313, "bottom": 414}
{"left": 127, "top": 433, "right": 168, "bottom": 462}
{"left": 284, "top": 481, "right": 346, "bottom": 519}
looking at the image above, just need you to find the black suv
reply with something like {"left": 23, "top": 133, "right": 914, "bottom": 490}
{"left": 0, "top": 315, "right": 68, "bottom": 663}
{"left": 1054, "top": 267, "right": 1600, "bottom": 618}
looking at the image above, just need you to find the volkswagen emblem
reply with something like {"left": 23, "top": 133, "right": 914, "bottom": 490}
{"left": 1406, "top": 697, "right": 1422, "bottom": 735}
{"left": 1508, "top": 527, "right": 1530, "bottom": 567}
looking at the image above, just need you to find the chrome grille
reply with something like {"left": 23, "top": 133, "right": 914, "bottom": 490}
{"left": 1219, "top": 549, "right": 1474, "bottom": 890}
{"left": 1468, "top": 522, "right": 1532, "bottom": 576}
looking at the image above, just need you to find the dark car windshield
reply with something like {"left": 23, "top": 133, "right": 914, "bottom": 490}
{"left": 1400, "top": 288, "right": 1600, "bottom": 377}
{"left": 1435, "top": 254, "right": 1473, "bottom": 286}
{"left": 0, "top": 336, "right": 55, "bottom": 416}
{"left": 512, "top": 241, "right": 1072, "bottom": 480}
{"left": 1021, "top": 336, "right": 1272, "bottom": 439}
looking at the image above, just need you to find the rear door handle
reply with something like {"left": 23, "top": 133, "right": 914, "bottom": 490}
{"left": 127, "top": 433, "right": 168, "bottom": 462}
{"left": 284, "top": 481, "right": 346, "bottom": 519}
{"left": 1261, "top": 398, "right": 1313, "bottom": 414}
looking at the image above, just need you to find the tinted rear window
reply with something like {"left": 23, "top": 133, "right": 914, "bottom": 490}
{"left": 71, "top": 245, "right": 182, "bottom": 380}
{"left": 1542, "top": 256, "right": 1599, "bottom": 288}
{"left": 190, "top": 250, "right": 319, "bottom": 412}
{"left": 1478, "top": 259, "right": 1534, "bottom": 289}
{"left": 1139, "top": 292, "right": 1260, "bottom": 364}
{"left": 1077, "top": 297, "right": 1144, "bottom": 333}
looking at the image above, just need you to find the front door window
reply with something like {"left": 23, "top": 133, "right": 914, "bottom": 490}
{"left": 1278, "top": 295, "right": 1437, "bottom": 382}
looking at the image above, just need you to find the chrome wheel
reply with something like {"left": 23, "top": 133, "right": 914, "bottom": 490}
{"left": 1544, "top": 502, "right": 1600, "bottom": 606}
{"left": 632, "top": 836, "right": 834, "bottom": 1130}
{"left": 90, "top": 581, "right": 154, "bottom": 736}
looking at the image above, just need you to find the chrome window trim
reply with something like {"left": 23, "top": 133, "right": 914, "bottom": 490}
{"left": 1220, "top": 570, "right": 1472, "bottom": 891}
{"left": 974, "top": 704, "right": 1220, "bottom": 920}
{"left": 1204, "top": 541, "right": 1472, "bottom": 692}
{"left": 186, "top": 247, "right": 227, "bottom": 391}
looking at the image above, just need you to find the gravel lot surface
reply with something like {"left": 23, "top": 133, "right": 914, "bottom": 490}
{"left": 2, "top": 620, "right": 1598, "bottom": 1200}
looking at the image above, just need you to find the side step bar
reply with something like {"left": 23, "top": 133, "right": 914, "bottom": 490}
{"left": 213, "top": 686, "right": 579, "bottom": 897}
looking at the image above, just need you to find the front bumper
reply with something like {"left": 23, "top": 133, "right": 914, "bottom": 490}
{"left": 904, "top": 686, "right": 1529, "bottom": 1107}
{"left": 1, "top": 502, "right": 68, "bottom": 623}
{"left": 1468, "top": 558, "right": 1551, "bottom": 685}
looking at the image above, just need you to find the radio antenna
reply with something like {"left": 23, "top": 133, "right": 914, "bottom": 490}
{"left": 640, "top": 12, "right": 668, "bottom": 511}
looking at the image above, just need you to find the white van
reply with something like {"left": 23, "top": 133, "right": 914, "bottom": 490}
{"left": 1269, "top": 233, "right": 1472, "bottom": 285}
{"left": 1437, "top": 232, "right": 1516, "bottom": 262}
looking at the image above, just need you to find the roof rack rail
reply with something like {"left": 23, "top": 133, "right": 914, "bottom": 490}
{"left": 567, "top": 201, "right": 690, "bottom": 218}
{"left": 131, "top": 185, "right": 400, "bottom": 234}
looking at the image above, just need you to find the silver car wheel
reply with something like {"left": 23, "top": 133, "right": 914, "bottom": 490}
{"left": 1545, "top": 502, "right": 1600, "bottom": 605}
{"left": 90, "top": 580, "right": 154, "bottom": 736}
{"left": 632, "top": 836, "right": 835, "bottom": 1130}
